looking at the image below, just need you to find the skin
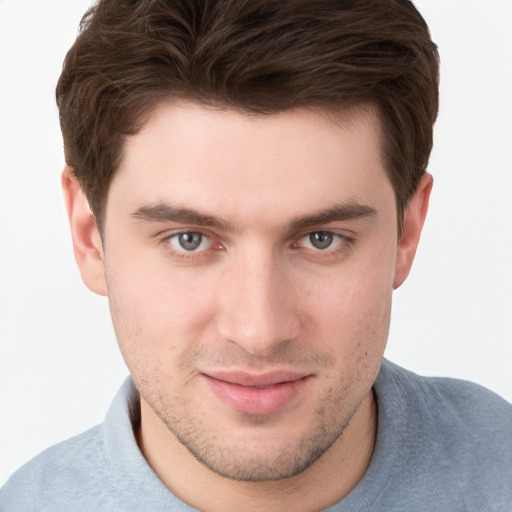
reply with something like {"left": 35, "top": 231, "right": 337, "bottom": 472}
{"left": 63, "top": 101, "right": 431, "bottom": 512}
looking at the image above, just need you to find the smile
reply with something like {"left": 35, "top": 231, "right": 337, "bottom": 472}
{"left": 201, "top": 371, "right": 311, "bottom": 416}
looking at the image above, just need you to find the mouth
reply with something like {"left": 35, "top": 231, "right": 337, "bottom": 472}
{"left": 201, "top": 370, "right": 312, "bottom": 416}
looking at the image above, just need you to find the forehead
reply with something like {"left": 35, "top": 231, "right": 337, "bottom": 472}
{"left": 108, "top": 101, "right": 394, "bottom": 227}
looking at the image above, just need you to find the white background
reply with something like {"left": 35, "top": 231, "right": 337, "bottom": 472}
{"left": 0, "top": 0, "right": 511, "bottom": 487}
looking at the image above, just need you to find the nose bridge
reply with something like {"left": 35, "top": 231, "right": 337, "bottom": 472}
{"left": 216, "top": 246, "right": 300, "bottom": 355}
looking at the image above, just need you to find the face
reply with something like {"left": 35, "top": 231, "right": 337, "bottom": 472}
{"left": 69, "top": 101, "right": 424, "bottom": 482}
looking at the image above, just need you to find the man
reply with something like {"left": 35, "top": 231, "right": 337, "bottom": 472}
{"left": 1, "top": 0, "right": 511, "bottom": 510}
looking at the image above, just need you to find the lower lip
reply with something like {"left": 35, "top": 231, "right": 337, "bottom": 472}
{"left": 203, "top": 375, "right": 309, "bottom": 415}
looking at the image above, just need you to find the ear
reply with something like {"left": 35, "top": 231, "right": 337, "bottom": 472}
{"left": 393, "top": 173, "right": 433, "bottom": 289}
{"left": 62, "top": 167, "right": 107, "bottom": 296}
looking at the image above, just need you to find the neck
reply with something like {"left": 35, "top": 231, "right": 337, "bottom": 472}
{"left": 136, "top": 390, "right": 377, "bottom": 512}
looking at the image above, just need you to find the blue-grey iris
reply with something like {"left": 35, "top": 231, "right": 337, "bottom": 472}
{"left": 310, "top": 232, "right": 333, "bottom": 250}
{"left": 178, "top": 232, "right": 203, "bottom": 251}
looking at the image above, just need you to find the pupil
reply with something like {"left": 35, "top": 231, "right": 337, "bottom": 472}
{"left": 179, "top": 232, "right": 202, "bottom": 251}
{"left": 310, "top": 232, "right": 333, "bottom": 249}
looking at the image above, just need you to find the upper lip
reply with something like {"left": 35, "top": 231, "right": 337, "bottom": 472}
{"left": 203, "top": 370, "right": 310, "bottom": 387}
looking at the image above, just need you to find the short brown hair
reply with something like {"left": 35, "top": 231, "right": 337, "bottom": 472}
{"left": 56, "top": 0, "right": 439, "bottom": 232}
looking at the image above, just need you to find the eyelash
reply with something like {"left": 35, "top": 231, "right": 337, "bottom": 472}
{"left": 162, "top": 231, "right": 220, "bottom": 260}
{"left": 160, "top": 229, "right": 355, "bottom": 260}
{"left": 294, "top": 231, "right": 352, "bottom": 252}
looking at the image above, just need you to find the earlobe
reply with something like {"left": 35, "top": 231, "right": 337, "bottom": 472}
{"left": 393, "top": 173, "right": 433, "bottom": 289}
{"left": 62, "top": 167, "right": 107, "bottom": 296}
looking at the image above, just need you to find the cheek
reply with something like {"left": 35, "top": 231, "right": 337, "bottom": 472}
{"left": 302, "top": 253, "right": 394, "bottom": 357}
{"left": 105, "top": 254, "right": 217, "bottom": 369}
{"left": 318, "top": 273, "right": 392, "bottom": 399}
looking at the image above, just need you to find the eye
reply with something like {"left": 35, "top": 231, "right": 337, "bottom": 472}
{"left": 308, "top": 232, "right": 334, "bottom": 250}
{"left": 168, "top": 232, "right": 212, "bottom": 252}
{"left": 297, "top": 231, "right": 346, "bottom": 251}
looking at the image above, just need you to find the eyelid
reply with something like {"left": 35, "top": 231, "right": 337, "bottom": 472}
{"left": 169, "top": 231, "right": 212, "bottom": 252}
{"left": 160, "top": 228, "right": 224, "bottom": 259}
{"left": 293, "top": 229, "right": 355, "bottom": 254}
{"left": 158, "top": 227, "right": 214, "bottom": 242}
{"left": 157, "top": 227, "right": 355, "bottom": 261}
{"left": 298, "top": 231, "right": 341, "bottom": 247}
{"left": 297, "top": 227, "right": 353, "bottom": 240}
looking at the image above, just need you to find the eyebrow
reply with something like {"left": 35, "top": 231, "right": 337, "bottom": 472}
{"left": 286, "top": 202, "right": 377, "bottom": 232}
{"left": 131, "top": 203, "right": 236, "bottom": 231}
{"left": 131, "top": 200, "right": 377, "bottom": 233}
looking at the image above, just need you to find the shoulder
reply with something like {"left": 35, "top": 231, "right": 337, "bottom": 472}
{"left": 374, "top": 360, "right": 512, "bottom": 509}
{"left": 379, "top": 359, "right": 512, "bottom": 435}
{"left": 0, "top": 425, "right": 107, "bottom": 511}
{"left": 0, "top": 377, "right": 166, "bottom": 512}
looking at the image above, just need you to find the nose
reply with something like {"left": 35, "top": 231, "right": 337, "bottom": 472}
{"left": 216, "top": 249, "right": 301, "bottom": 356}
